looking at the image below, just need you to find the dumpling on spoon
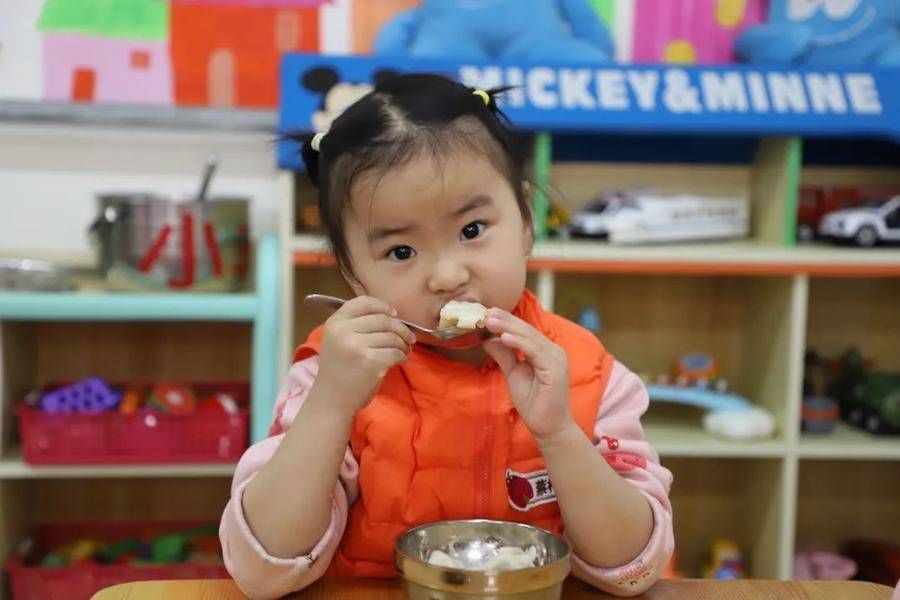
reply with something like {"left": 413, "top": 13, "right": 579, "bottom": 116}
{"left": 439, "top": 300, "right": 488, "bottom": 330}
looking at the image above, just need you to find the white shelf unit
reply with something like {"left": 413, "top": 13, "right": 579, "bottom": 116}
{"left": 278, "top": 144, "right": 900, "bottom": 581}
{"left": 0, "top": 111, "right": 280, "bottom": 599}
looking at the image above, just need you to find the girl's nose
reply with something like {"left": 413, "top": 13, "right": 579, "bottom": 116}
{"left": 427, "top": 255, "right": 470, "bottom": 294}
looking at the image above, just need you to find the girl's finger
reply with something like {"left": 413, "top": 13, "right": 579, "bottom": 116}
{"left": 485, "top": 309, "right": 549, "bottom": 348}
{"left": 352, "top": 314, "right": 417, "bottom": 345}
{"left": 496, "top": 332, "right": 556, "bottom": 374}
{"left": 483, "top": 337, "right": 518, "bottom": 374}
{"left": 338, "top": 295, "right": 396, "bottom": 319}
{"left": 373, "top": 347, "right": 408, "bottom": 368}
{"left": 362, "top": 332, "right": 411, "bottom": 353}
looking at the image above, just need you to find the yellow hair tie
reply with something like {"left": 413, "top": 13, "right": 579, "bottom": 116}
{"left": 473, "top": 89, "right": 491, "bottom": 106}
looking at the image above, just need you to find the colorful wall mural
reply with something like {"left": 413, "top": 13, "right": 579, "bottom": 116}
{"left": 0, "top": 0, "right": 769, "bottom": 109}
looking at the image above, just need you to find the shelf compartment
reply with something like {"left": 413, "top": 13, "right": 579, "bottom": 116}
{"left": 806, "top": 277, "right": 900, "bottom": 373}
{"left": 795, "top": 460, "right": 900, "bottom": 554}
{"left": 667, "top": 457, "right": 786, "bottom": 580}
{"left": 554, "top": 274, "right": 800, "bottom": 438}
{"left": 0, "top": 321, "right": 251, "bottom": 460}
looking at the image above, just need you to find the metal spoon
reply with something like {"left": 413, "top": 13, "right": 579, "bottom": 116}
{"left": 303, "top": 294, "right": 491, "bottom": 349}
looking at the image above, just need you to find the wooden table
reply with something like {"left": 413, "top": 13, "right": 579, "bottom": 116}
{"left": 91, "top": 577, "right": 895, "bottom": 599}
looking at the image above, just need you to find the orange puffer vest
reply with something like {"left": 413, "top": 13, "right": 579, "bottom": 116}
{"left": 291, "top": 291, "right": 614, "bottom": 578}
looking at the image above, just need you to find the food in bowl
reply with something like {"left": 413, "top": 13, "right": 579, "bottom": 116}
{"left": 439, "top": 301, "right": 488, "bottom": 329}
{"left": 427, "top": 545, "right": 540, "bottom": 571}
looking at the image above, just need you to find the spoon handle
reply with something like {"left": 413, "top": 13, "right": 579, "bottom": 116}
{"left": 303, "top": 294, "right": 346, "bottom": 312}
{"left": 304, "top": 294, "right": 436, "bottom": 335}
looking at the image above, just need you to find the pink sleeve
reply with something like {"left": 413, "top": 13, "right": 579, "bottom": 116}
{"left": 570, "top": 361, "right": 675, "bottom": 597}
{"left": 218, "top": 357, "right": 361, "bottom": 600}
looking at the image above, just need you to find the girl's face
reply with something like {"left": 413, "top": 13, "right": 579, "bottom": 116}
{"left": 342, "top": 148, "right": 532, "bottom": 330}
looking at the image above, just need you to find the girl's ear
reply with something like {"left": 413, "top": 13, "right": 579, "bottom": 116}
{"left": 522, "top": 180, "right": 535, "bottom": 254}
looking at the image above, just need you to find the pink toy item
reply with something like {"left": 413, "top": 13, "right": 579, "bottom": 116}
{"left": 793, "top": 550, "right": 857, "bottom": 581}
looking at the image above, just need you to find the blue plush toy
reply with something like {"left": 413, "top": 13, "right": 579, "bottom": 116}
{"left": 735, "top": 0, "right": 900, "bottom": 66}
{"left": 374, "top": 0, "right": 613, "bottom": 62}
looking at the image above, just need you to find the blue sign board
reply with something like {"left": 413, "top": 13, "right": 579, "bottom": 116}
{"left": 278, "top": 53, "right": 900, "bottom": 169}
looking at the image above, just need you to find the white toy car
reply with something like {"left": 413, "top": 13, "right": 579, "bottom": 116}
{"left": 567, "top": 190, "right": 749, "bottom": 245}
{"left": 818, "top": 195, "right": 900, "bottom": 247}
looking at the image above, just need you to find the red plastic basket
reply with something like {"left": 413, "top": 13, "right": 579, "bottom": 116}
{"left": 17, "top": 382, "right": 249, "bottom": 464}
{"left": 5, "top": 521, "right": 230, "bottom": 600}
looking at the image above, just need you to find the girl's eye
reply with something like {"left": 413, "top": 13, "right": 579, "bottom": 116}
{"left": 387, "top": 245, "right": 416, "bottom": 261}
{"left": 460, "top": 222, "right": 486, "bottom": 241}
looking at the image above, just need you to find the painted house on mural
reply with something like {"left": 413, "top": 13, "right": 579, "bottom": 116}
{"left": 37, "top": 0, "right": 173, "bottom": 104}
{"left": 169, "top": 0, "right": 326, "bottom": 108}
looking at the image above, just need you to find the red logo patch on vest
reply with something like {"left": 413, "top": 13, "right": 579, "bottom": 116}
{"left": 506, "top": 468, "right": 557, "bottom": 511}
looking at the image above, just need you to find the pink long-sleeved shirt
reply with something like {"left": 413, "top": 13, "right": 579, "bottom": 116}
{"left": 220, "top": 358, "right": 674, "bottom": 599}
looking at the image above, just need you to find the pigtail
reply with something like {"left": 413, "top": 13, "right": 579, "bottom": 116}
{"left": 281, "top": 131, "right": 321, "bottom": 186}
{"left": 472, "top": 85, "right": 516, "bottom": 124}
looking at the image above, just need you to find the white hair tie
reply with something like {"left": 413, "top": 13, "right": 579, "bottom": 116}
{"left": 310, "top": 132, "right": 325, "bottom": 152}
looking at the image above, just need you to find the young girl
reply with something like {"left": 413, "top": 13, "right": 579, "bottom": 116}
{"left": 220, "top": 74, "right": 674, "bottom": 599}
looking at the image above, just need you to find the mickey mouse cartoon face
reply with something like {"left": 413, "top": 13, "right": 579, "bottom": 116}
{"left": 301, "top": 66, "right": 399, "bottom": 133}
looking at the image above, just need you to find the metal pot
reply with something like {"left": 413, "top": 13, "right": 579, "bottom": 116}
{"left": 89, "top": 194, "right": 249, "bottom": 292}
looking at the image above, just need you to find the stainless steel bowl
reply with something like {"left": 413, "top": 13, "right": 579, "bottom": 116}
{"left": 395, "top": 520, "right": 570, "bottom": 600}
{"left": 0, "top": 258, "right": 73, "bottom": 292}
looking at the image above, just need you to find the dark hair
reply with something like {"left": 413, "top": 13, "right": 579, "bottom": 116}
{"left": 291, "top": 73, "right": 531, "bottom": 278}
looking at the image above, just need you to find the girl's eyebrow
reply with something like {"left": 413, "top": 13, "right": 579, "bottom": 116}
{"left": 368, "top": 224, "right": 415, "bottom": 243}
{"left": 452, "top": 194, "right": 493, "bottom": 218}
{"left": 368, "top": 195, "right": 492, "bottom": 242}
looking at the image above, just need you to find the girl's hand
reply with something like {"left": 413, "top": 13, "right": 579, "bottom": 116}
{"left": 482, "top": 308, "right": 574, "bottom": 442}
{"left": 315, "top": 296, "right": 417, "bottom": 417}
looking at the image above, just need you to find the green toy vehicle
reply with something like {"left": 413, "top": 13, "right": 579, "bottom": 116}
{"left": 829, "top": 349, "right": 900, "bottom": 435}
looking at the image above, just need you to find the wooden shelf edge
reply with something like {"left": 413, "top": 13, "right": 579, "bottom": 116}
{"left": 796, "top": 424, "right": 900, "bottom": 461}
{"left": 291, "top": 236, "right": 900, "bottom": 277}
{"left": 0, "top": 456, "right": 236, "bottom": 479}
{"left": 655, "top": 445, "right": 788, "bottom": 458}
{"left": 527, "top": 259, "right": 900, "bottom": 277}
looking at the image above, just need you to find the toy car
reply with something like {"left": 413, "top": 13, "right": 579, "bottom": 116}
{"left": 818, "top": 195, "right": 900, "bottom": 247}
{"left": 843, "top": 374, "right": 900, "bottom": 435}
{"left": 797, "top": 186, "right": 900, "bottom": 243}
{"left": 675, "top": 352, "right": 719, "bottom": 386}
{"left": 828, "top": 348, "right": 900, "bottom": 435}
{"left": 567, "top": 190, "right": 748, "bottom": 244}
